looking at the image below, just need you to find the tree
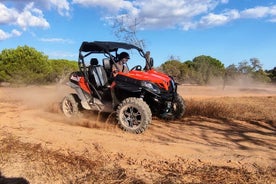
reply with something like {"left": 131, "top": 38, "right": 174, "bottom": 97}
{"left": 182, "top": 60, "right": 198, "bottom": 83}
{"left": 223, "top": 64, "right": 239, "bottom": 87}
{"left": 237, "top": 60, "right": 252, "bottom": 74}
{"left": 252, "top": 69, "right": 271, "bottom": 83}
{"left": 266, "top": 67, "right": 276, "bottom": 83}
{"left": 237, "top": 58, "right": 270, "bottom": 83}
{"left": 192, "top": 55, "right": 225, "bottom": 84}
{"left": 225, "top": 64, "right": 238, "bottom": 76}
{"left": 112, "top": 16, "right": 145, "bottom": 49}
{"left": 0, "top": 45, "right": 50, "bottom": 84}
{"left": 161, "top": 59, "right": 184, "bottom": 82}
{"left": 250, "top": 58, "right": 262, "bottom": 72}
{"left": 47, "top": 59, "right": 78, "bottom": 82}
{"left": 0, "top": 46, "right": 78, "bottom": 84}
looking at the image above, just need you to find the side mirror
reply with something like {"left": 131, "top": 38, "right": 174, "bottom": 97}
{"left": 149, "top": 57, "right": 154, "bottom": 68}
{"left": 144, "top": 51, "right": 153, "bottom": 70}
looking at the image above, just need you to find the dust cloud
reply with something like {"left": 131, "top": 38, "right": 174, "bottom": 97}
{"left": 0, "top": 84, "right": 121, "bottom": 132}
{"left": 4, "top": 85, "right": 72, "bottom": 109}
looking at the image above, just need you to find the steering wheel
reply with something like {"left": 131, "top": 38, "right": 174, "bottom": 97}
{"left": 130, "top": 65, "right": 142, "bottom": 71}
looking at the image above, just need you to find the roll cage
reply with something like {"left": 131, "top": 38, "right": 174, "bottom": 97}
{"left": 78, "top": 41, "right": 150, "bottom": 71}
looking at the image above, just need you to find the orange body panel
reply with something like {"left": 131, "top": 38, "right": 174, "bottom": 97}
{"left": 118, "top": 69, "right": 171, "bottom": 91}
{"left": 79, "top": 77, "right": 91, "bottom": 94}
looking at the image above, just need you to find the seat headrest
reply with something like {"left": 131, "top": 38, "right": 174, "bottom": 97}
{"left": 90, "top": 58, "right": 98, "bottom": 65}
{"left": 102, "top": 58, "right": 111, "bottom": 70}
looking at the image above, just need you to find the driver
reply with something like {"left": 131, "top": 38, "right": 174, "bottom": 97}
{"left": 112, "top": 52, "right": 129, "bottom": 77}
{"left": 111, "top": 52, "right": 130, "bottom": 108}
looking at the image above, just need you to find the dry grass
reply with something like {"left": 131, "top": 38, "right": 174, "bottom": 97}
{"left": 0, "top": 135, "right": 275, "bottom": 184}
{"left": 0, "top": 134, "right": 129, "bottom": 183}
{"left": 185, "top": 96, "right": 276, "bottom": 123}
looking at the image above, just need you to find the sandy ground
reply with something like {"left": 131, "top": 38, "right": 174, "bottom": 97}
{"left": 0, "top": 84, "right": 275, "bottom": 183}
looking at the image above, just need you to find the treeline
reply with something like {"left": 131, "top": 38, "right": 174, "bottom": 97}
{"left": 159, "top": 55, "right": 276, "bottom": 85}
{"left": 1, "top": 45, "right": 275, "bottom": 86}
{"left": 0, "top": 45, "right": 78, "bottom": 85}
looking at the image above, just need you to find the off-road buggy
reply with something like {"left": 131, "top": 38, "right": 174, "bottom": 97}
{"left": 61, "top": 41, "right": 185, "bottom": 133}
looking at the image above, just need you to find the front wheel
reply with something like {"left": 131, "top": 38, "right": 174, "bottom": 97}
{"left": 61, "top": 93, "right": 81, "bottom": 118}
{"left": 116, "top": 97, "right": 152, "bottom": 134}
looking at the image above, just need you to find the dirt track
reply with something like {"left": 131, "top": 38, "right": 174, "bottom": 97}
{"left": 0, "top": 84, "right": 275, "bottom": 183}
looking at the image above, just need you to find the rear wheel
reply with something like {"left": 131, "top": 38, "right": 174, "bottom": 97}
{"left": 159, "top": 94, "right": 186, "bottom": 120}
{"left": 116, "top": 97, "right": 152, "bottom": 134}
{"left": 61, "top": 94, "right": 81, "bottom": 117}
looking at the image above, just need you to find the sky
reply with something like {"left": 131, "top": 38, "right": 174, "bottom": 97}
{"left": 0, "top": 0, "right": 276, "bottom": 70}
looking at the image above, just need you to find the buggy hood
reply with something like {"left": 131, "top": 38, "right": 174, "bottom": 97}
{"left": 120, "top": 69, "right": 172, "bottom": 91}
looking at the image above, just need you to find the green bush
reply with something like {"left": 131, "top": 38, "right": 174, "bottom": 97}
{"left": 0, "top": 46, "right": 50, "bottom": 84}
{"left": 47, "top": 59, "right": 78, "bottom": 83}
{"left": 0, "top": 46, "right": 78, "bottom": 85}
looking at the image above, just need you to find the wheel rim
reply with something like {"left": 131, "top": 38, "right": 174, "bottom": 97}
{"left": 121, "top": 105, "right": 142, "bottom": 128}
{"left": 172, "top": 101, "right": 178, "bottom": 112}
{"left": 63, "top": 98, "right": 74, "bottom": 117}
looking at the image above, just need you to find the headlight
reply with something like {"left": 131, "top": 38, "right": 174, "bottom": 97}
{"left": 141, "top": 81, "right": 161, "bottom": 94}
